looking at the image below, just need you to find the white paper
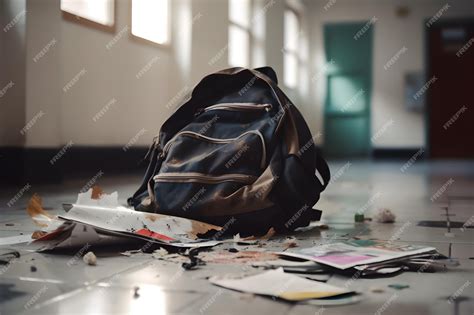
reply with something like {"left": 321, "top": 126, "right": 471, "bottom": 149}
{"left": 209, "top": 268, "right": 353, "bottom": 301}
{"left": 279, "top": 241, "right": 437, "bottom": 270}
{"left": 59, "top": 190, "right": 222, "bottom": 248}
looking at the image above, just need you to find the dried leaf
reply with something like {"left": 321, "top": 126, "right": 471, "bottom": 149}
{"left": 31, "top": 231, "right": 47, "bottom": 239}
{"left": 90, "top": 185, "right": 104, "bottom": 200}
{"left": 260, "top": 227, "right": 276, "bottom": 240}
{"left": 27, "top": 194, "right": 53, "bottom": 227}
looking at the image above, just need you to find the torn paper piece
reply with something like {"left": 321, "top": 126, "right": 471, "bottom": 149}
{"left": 26, "top": 194, "right": 64, "bottom": 232}
{"left": 75, "top": 188, "right": 119, "bottom": 208}
{"left": 54, "top": 223, "right": 102, "bottom": 248}
{"left": 200, "top": 250, "right": 279, "bottom": 264}
{"left": 61, "top": 204, "right": 222, "bottom": 246}
{"left": 209, "top": 268, "right": 353, "bottom": 301}
{"left": 29, "top": 221, "right": 140, "bottom": 251}
{"left": 60, "top": 190, "right": 222, "bottom": 247}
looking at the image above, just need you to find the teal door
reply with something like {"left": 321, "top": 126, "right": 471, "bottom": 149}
{"left": 323, "top": 22, "right": 373, "bottom": 157}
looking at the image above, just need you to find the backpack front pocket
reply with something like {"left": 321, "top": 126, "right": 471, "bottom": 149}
{"left": 152, "top": 130, "right": 266, "bottom": 214}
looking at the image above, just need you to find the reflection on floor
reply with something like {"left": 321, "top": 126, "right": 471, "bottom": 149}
{"left": 0, "top": 161, "right": 473, "bottom": 315}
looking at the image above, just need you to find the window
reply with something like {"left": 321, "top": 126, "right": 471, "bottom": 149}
{"left": 61, "top": 0, "right": 115, "bottom": 31}
{"left": 283, "top": 8, "right": 300, "bottom": 88}
{"left": 131, "top": 0, "right": 170, "bottom": 45}
{"left": 228, "top": 0, "right": 251, "bottom": 67}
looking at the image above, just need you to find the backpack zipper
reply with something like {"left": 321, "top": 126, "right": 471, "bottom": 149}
{"left": 161, "top": 130, "right": 267, "bottom": 168}
{"left": 153, "top": 172, "right": 257, "bottom": 184}
{"left": 195, "top": 103, "right": 272, "bottom": 116}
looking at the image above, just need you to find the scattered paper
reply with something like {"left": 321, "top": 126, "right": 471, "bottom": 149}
{"left": 200, "top": 250, "right": 279, "bottom": 264}
{"left": 24, "top": 189, "right": 222, "bottom": 250}
{"left": 251, "top": 259, "right": 327, "bottom": 274}
{"left": 279, "top": 240, "right": 437, "bottom": 270}
{"left": 209, "top": 268, "right": 354, "bottom": 301}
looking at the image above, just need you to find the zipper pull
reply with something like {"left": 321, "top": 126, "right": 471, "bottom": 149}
{"left": 194, "top": 108, "right": 204, "bottom": 117}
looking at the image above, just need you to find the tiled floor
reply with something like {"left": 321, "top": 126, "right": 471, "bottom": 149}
{"left": 0, "top": 160, "right": 473, "bottom": 315}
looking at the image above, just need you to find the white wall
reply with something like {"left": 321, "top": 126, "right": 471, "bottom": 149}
{"left": 307, "top": 0, "right": 474, "bottom": 148}
{"left": 15, "top": 0, "right": 296, "bottom": 148}
{"left": 14, "top": 0, "right": 294, "bottom": 148}
{"left": 6, "top": 0, "right": 471, "bottom": 150}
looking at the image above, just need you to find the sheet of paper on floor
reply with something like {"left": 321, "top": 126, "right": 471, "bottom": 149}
{"left": 209, "top": 268, "right": 356, "bottom": 302}
{"left": 278, "top": 240, "right": 438, "bottom": 270}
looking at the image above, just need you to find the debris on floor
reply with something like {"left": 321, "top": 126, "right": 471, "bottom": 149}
{"left": 388, "top": 283, "right": 410, "bottom": 290}
{"left": 317, "top": 224, "right": 329, "bottom": 230}
{"left": 375, "top": 208, "right": 396, "bottom": 223}
{"left": 25, "top": 189, "right": 224, "bottom": 250}
{"left": 354, "top": 213, "right": 365, "bottom": 222}
{"left": 1, "top": 187, "right": 456, "bottom": 311}
{"left": 0, "top": 249, "right": 20, "bottom": 265}
{"left": 133, "top": 286, "right": 140, "bottom": 298}
{"left": 83, "top": 251, "right": 97, "bottom": 266}
{"left": 369, "top": 286, "right": 385, "bottom": 293}
{"left": 181, "top": 248, "right": 205, "bottom": 270}
{"left": 278, "top": 239, "right": 443, "bottom": 276}
{"left": 251, "top": 258, "right": 327, "bottom": 274}
{"left": 200, "top": 250, "right": 279, "bottom": 264}
{"left": 209, "top": 268, "right": 358, "bottom": 304}
{"left": 152, "top": 247, "right": 169, "bottom": 257}
{"left": 282, "top": 237, "right": 299, "bottom": 250}
{"left": 260, "top": 227, "right": 276, "bottom": 240}
{"left": 26, "top": 194, "right": 63, "bottom": 231}
{"left": 231, "top": 233, "right": 258, "bottom": 245}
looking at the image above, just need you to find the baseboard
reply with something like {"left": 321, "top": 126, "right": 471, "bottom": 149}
{"left": 372, "top": 148, "right": 425, "bottom": 160}
{"left": 1, "top": 145, "right": 426, "bottom": 185}
{"left": 0, "top": 146, "right": 149, "bottom": 185}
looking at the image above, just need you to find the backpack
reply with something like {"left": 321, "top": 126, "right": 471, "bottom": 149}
{"left": 128, "top": 67, "right": 330, "bottom": 236}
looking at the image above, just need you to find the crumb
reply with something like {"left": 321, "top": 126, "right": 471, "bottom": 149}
{"left": 375, "top": 208, "right": 396, "bottom": 223}
{"left": 83, "top": 252, "right": 97, "bottom": 266}
{"left": 370, "top": 286, "right": 385, "bottom": 293}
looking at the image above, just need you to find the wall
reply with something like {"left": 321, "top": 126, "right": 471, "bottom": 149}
{"left": 0, "top": 0, "right": 26, "bottom": 146}
{"left": 25, "top": 0, "right": 61, "bottom": 147}
{"left": 14, "top": 0, "right": 295, "bottom": 148}
{"left": 11, "top": 0, "right": 466, "bottom": 150}
{"left": 307, "top": 0, "right": 474, "bottom": 148}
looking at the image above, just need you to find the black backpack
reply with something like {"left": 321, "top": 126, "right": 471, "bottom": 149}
{"left": 128, "top": 67, "right": 330, "bottom": 236}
